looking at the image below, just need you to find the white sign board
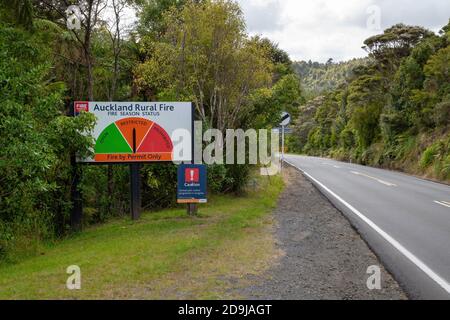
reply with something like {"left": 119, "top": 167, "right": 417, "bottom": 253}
{"left": 75, "top": 101, "right": 193, "bottom": 163}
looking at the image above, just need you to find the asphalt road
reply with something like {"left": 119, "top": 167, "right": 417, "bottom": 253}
{"left": 284, "top": 155, "right": 450, "bottom": 300}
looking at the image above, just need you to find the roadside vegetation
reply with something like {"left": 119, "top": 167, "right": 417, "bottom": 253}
{"left": 0, "top": 0, "right": 302, "bottom": 261}
{"left": 290, "top": 22, "right": 450, "bottom": 183}
{"left": 0, "top": 173, "right": 283, "bottom": 299}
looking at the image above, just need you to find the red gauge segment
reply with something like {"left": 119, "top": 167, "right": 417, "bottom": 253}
{"left": 137, "top": 123, "right": 173, "bottom": 153}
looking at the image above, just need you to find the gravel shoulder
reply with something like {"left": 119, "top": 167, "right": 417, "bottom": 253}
{"left": 238, "top": 165, "right": 407, "bottom": 300}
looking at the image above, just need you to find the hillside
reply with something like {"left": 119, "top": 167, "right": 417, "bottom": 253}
{"left": 293, "top": 58, "right": 368, "bottom": 95}
{"left": 289, "top": 23, "right": 450, "bottom": 183}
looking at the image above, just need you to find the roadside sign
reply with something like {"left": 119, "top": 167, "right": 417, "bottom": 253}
{"left": 75, "top": 102, "right": 193, "bottom": 163}
{"left": 177, "top": 164, "right": 207, "bottom": 204}
{"left": 279, "top": 111, "right": 291, "bottom": 170}
{"left": 280, "top": 112, "right": 291, "bottom": 127}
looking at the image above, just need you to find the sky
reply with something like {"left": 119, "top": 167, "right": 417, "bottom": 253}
{"left": 236, "top": 0, "right": 450, "bottom": 63}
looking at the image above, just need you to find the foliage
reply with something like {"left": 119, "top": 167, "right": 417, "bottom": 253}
{"left": 293, "top": 58, "right": 367, "bottom": 96}
{"left": 363, "top": 23, "right": 434, "bottom": 71}
{"left": 0, "top": 0, "right": 34, "bottom": 29}
{"left": 0, "top": 24, "right": 95, "bottom": 258}
{"left": 136, "top": 0, "right": 188, "bottom": 38}
{"left": 246, "top": 74, "right": 303, "bottom": 129}
{"left": 135, "top": 0, "right": 274, "bottom": 131}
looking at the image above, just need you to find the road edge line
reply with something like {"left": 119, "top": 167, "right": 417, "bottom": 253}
{"left": 435, "top": 201, "right": 450, "bottom": 208}
{"left": 284, "top": 159, "right": 450, "bottom": 295}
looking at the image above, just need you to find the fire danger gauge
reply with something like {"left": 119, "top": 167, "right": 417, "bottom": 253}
{"left": 95, "top": 118, "right": 173, "bottom": 162}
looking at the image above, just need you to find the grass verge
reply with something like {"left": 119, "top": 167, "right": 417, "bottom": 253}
{"left": 0, "top": 174, "right": 283, "bottom": 299}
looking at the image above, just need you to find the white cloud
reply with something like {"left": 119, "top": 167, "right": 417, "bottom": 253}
{"left": 237, "top": 0, "right": 450, "bottom": 62}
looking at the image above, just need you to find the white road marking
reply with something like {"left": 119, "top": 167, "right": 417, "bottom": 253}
{"left": 435, "top": 201, "right": 450, "bottom": 208}
{"left": 321, "top": 162, "right": 342, "bottom": 169}
{"left": 351, "top": 171, "right": 397, "bottom": 187}
{"left": 284, "top": 159, "right": 450, "bottom": 295}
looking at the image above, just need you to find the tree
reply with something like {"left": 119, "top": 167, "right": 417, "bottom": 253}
{"left": 272, "top": 74, "right": 304, "bottom": 118}
{"left": 346, "top": 74, "right": 385, "bottom": 149}
{"left": 246, "top": 74, "right": 303, "bottom": 130}
{"left": 0, "top": 24, "right": 95, "bottom": 255}
{"left": 0, "top": 0, "right": 34, "bottom": 29}
{"left": 135, "top": 0, "right": 187, "bottom": 38}
{"left": 37, "top": 0, "right": 109, "bottom": 100}
{"left": 135, "top": 0, "right": 273, "bottom": 131}
{"left": 363, "top": 24, "right": 433, "bottom": 72}
{"left": 253, "top": 36, "right": 292, "bottom": 81}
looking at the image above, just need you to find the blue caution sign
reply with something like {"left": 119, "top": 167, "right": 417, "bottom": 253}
{"left": 177, "top": 164, "right": 207, "bottom": 204}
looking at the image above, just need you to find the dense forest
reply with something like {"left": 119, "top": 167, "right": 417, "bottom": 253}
{"left": 0, "top": 0, "right": 303, "bottom": 261}
{"left": 293, "top": 58, "right": 367, "bottom": 97}
{"left": 290, "top": 22, "right": 450, "bottom": 183}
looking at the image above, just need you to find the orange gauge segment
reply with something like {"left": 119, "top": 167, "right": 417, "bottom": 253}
{"left": 115, "top": 118, "right": 154, "bottom": 153}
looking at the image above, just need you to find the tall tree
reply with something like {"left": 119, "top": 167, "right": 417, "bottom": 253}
{"left": 363, "top": 23, "right": 433, "bottom": 72}
{"left": 0, "top": 0, "right": 34, "bottom": 29}
{"left": 37, "top": 0, "right": 108, "bottom": 100}
{"left": 135, "top": 0, "right": 273, "bottom": 131}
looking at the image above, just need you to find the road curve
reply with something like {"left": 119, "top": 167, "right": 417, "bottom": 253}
{"left": 284, "top": 154, "right": 450, "bottom": 300}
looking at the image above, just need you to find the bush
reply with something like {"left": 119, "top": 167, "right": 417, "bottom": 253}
{"left": 442, "top": 155, "right": 450, "bottom": 179}
{"left": 207, "top": 164, "right": 229, "bottom": 194}
{"left": 223, "top": 164, "right": 252, "bottom": 194}
{"left": 420, "top": 144, "right": 439, "bottom": 168}
{"left": 141, "top": 164, "right": 178, "bottom": 210}
{"left": 80, "top": 165, "right": 130, "bottom": 223}
{"left": 434, "top": 98, "right": 450, "bottom": 127}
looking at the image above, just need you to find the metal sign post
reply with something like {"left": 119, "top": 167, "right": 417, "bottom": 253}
{"left": 279, "top": 112, "right": 291, "bottom": 173}
{"left": 281, "top": 125, "right": 285, "bottom": 172}
{"left": 130, "top": 163, "right": 141, "bottom": 220}
{"left": 187, "top": 203, "right": 198, "bottom": 216}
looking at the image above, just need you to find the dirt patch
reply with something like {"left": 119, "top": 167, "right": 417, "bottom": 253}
{"left": 236, "top": 166, "right": 407, "bottom": 300}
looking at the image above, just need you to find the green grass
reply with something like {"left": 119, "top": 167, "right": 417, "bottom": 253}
{"left": 0, "top": 174, "right": 283, "bottom": 300}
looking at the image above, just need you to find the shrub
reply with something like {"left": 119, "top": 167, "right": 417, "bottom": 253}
{"left": 141, "top": 164, "right": 178, "bottom": 210}
{"left": 434, "top": 98, "right": 450, "bottom": 127}
{"left": 207, "top": 164, "right": 229, "bottom": 194}
{"left": 420, "top": 144, "right": 439, "bottom": 168}
{"left": 442, "top": 155, "right": 450, "bottom": 179}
